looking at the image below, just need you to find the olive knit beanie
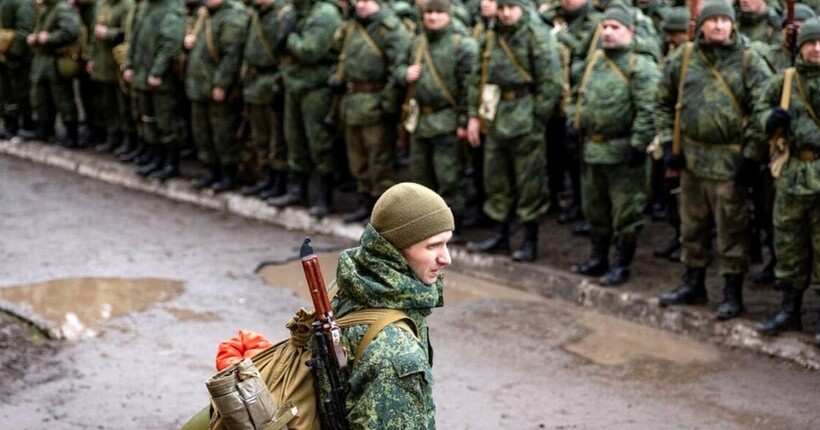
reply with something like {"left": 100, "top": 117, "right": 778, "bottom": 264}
{"left": 780, "top": 4, "right": 815, "bottom": 29}
{"left": 371, "top": 183, "right": 454, "bottom": 250}
{"left": 602, "top": 3, "right": 635, "bottom": 28}
{"left": 698, "top": 0, "right": 735, "bottom": 28}
{"left": 496, "top": 0, "right": 531, "bottom": 10}
{"left": 798, "top": 17, "right": 820, "bottom": 48}
{"left": 425, "top": 0, "right": 451, "bottom": 13}
{"left": 663, "top": 7, "right": 690, "bottom": 33}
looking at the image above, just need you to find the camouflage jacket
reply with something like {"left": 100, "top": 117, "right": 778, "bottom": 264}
{"left": 737, "top": 9, "right": 780, "bottom": 45}
{"left": 541, "top": 3, "right": 601, "bottom": 62}
{"left": 185, "top": 0, "right": 248, "bottom": 102}
{"left": 570, "top": 45, "right": 660, "bottom": 164}
{"left": 750, "top": 38, "right": 793, "bottom": 75}
{"left": 242, "top": 0, "right": 287, "bottom": 104}
{"left": 636, "top": 0, "right": 670, "bottom": 34}
{"left": 656, "top": 33, "right": 772, "bottom": 180}
{"left": 280, "top": 0, "right": 342, "bottom": 93}
{"left": 30, "top": 0, "right": 80, "bottom": 82}
{"left": 127, "top": 0, "right": 184, "bottom": 92}
{"left": 411, "top": 23, "right": 478, "bottom": 138}
{"left": 468, "top": 14, "right": 563, "bottom": 140}
{"left": 755, "top": 58, "right": 820, "bottom": 195}
{"left": 317, "top": 224, "right": 441, "bottom": 430}
{"left": 0, "top": 0, "right": 35, "bottom": 62}
{"left": 88, "top": 0, "right": 134, "bottom": 82}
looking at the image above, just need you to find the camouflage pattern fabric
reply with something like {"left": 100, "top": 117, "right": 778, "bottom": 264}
{"left": 635, "top": 0, "right": 670, "bottom": 34}
{"left": 137, "top": 89, "right": 186, "bottom": 148}
{"left": 540, "top": 3, "right": 601, "bottom": 65}
{"left": 284, "top": 85, "right": 337, "bottom": 175}
{"left": 242, "top": 0, "right": 286, "bottom": 105}
{"left": 772, "top": 191, "right": 820, "bottom": 290}
{"left": 127, "top": 0, "right": 184, "bottom": 92}
{"left": 737, "top": 9, "right": 780, "bottom": 45}
{"left": 581, "top": 163, "right": 647, "bottom": 241}
{"left": 88, "top": 0, "right": 133, "bottom": 83}
{"left": 750, "top": 38, "right": 793, "bottom": 75}
{"left": 410, "top": 134, "right": 466, "bottom": 218}
{"left": 247, "top": 103, "right": 286, "bottom": 170}
{"left": 0, "top": 0, "right": 35, "bottom": 127}
{"left": 344, "top": 123, "right": 396, "bottom": 196}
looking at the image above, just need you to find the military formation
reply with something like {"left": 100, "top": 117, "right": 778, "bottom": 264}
{"left": 0, "top": 0, "right": 818, "bottom": 339}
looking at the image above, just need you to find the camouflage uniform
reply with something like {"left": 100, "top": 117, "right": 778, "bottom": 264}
{"left": 634, "top": 0, "right": 669, "bottom": 34}
{"left": 0, "top": 0, "right": 35, "bottom": 138}
{"left": 541, "top": 2, "right": 601, "bottom": 71}
{"left": 737, "top": 7, "right": 780, "bottom": 45}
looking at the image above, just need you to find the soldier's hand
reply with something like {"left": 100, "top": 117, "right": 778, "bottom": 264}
{"left": 406, "top": 64, "right": 421, "bottom": 83}
{"left": 26, "top": 33, "right": 36, "bottom": 46}
{"left": 184, "top": 34, "right": 197, "bottom": 50}
{"left": 86, "top": 60, "right": 94, "bottom": 75}
{"left": 467, "top": 117, "right": 481, "bottom": 148}
{"left": 94, "top": 24, "right": 108, "bottom": 39}
{"left": 37, "top": 31, "right": 49, "bottom": 45}
{"left": 765, "top": 107, "right": 791, "bottom": 136}
{"left": 457, "top": 127, "right": 467, "bottom": 141}
{"left": 123, "top": 69, "right": 134, "bottom": 84}
{"left": 213, "top": 86, "right": 226, "bottom": 102}
{"left": 147, "top": 75, "right": 162, "bottom": 87}
{"left": 626, "top": 146, "right": 646, "bottom": 169}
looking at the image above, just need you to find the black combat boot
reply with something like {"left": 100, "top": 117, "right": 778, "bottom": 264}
{"left": 659, "top": 266, "right": 708, "bottom": 306}
{"left": 466, "top": 221, "right": 510, "bottom": 253}
{"left": 259, "top": 169, "right": 287, "bottom": 199}
{"left": 759, "top": 282, "right": 804, "bottom": 335}
{"left": 512, "top": 221, "right": 539, "bottom": 262}
{"left": 308, "top": 175, "right": 334, "bottom": 217}
{"left": 557, "top": 203, "right": 583, "bottom": 224}
{"left": 716, "top": 273, "right": 745, "bottom": 320}
{"left": 58, "top": 121, "right": 80, "bottom": 149}
{"left": 113, "top": 132, "right": 135, "bottom": 156}
{"left": 342, "top": 193, "right": 374, "bottom": 223}
{"left": 193, "top": 163, "right": 221, "bottom": 189}
{"left": 211, "top": 164, "right": 239, "bottom": 192}
{"left": 149, "top": 149, "right": 181, "bottom": 180}
{"left": 120, "top": 135, "right": 147, "bottom": 162}
{"left": 86, "top": 125, "right": 105, "bottom": 147}
{"left": 571, "top": 235, "right": 611, "bottom": 276}
{"left": 598, "top": 237, "right": 636, "bottom": 286}
{"left": 18, "top": 121, "right": 51, "bottom": 142}
{"left": 241, "top": 167, "right": 274, "bottom": 196}
{"left": 268, "top": 172, "right": 308, "bottom": 208}
{"left": 137, "top": 146, "right": 165, "bottom": 176}
{"left": 0, "top": 116, "right": 18, "bottom": 139}
{"left": 134, "top": 143, "right": 157, "bottom": 166}
{"left": 94, "top": 131, "right": 121, "bottom": 152}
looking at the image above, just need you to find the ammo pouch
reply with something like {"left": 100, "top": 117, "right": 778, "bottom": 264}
{"left": 0, "top": 29, "right": 14, "bottom": 59}
{"left": 478, "top": 84, "right": 500, "bottom": 121}
{"left": 206, "top": 358, "right": 284, "bottom": 430}
{"left": 402, "top": 98, "right": 419, "bottom": 133}
{"left": 56, "top": 39, "right": 83, "bottom": 79}
{"left": 112, "top": 42, "right": 128, "bottom": 71}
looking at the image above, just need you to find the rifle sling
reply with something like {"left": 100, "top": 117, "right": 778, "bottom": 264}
{"left": 420, "top": 33, "right": 459, "bottom": 109}
{"left": 672, "top": 42, "right": 694, "bottom": 156}
{"left": 497, "top": 32, "right": 533, "bottom": 84}
{"left": 250, "top": 9, "right": 276, "bottom": 64}
{"left": 336, "top": 308, "right": 419, "bottom": 363}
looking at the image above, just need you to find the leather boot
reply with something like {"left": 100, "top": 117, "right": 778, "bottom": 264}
{"left": 308, "top": 175, "right": 334, "bottom": 217}
{"left": 268, "top": 172, "right": 308, "bottom": 208}
{"left": 557, "top": 204, "right": 583, "bottom": 224}
{"left": 259, "top": 170, "right": 287, "bottom": 199}
{"left": 18, "top": 120, "right": 52, "bottom": 142}
{"left": 466, "top": 221, "right": 510, "bottom": 253}
{"left": 58, "top": 121, "right": 80, "bottom": 149}
{"left": 211, "top": 164, "right": 239, "bottom": 192}
{"left": 95, "top": 131, "right": 121, "bottom": 152}
{"left": 120, "top": 136, "right": 146, "bottom": 162}
{"left": 193, "top": 163, "right": 221, "bottom": 189}
{"left": 759, "top": 282, "right": 804, "bottom": 335}
{"left": 342, "top": 193, "right": 374, "bottom": 223}
{"left": 512, "top": 221, "right": 539, "bottom": 262}
{"left": 0, "top": 116, "right": 18, "bottom": 139}
{"left": 241, "top": 167, "right": 274, "bottom": 196}
{"left": 659, "top": 266, "right": 708, "bottom": 306}
{"left": 137, "top": 146, "right": 165, "bottom": 176}
{"left": 149, "top": 148, "right": 181, "bottom": 180}
{"left": 571, "top": 235, "right": 611, "bottom": 276}
{"left": 716, "top": 273, "right": 745, "bottom": 320}
{"left": 113, "top": 132, "right": 135, "bottom": 156}
{"left": 598, "top": 237, "right": 636, "bottom": 286}
{"left": 134, "top": 143, "right": 157, "bottom": 166}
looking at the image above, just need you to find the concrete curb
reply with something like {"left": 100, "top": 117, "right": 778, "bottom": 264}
{"left": 2, "top": 138, "right": 818, "bottom": 369}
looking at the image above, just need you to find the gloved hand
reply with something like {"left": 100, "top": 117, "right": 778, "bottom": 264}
{"left": 626, "top": 146, "right": 647, "bottom": 168}
{"left": 275, "top": 15, "right": 295, "bottom": 52}
{"left": 663, "top": 142, "right": 686, "bottom": 170}
{"left": 765, "top": 107, "right": 791, "bottom": 136}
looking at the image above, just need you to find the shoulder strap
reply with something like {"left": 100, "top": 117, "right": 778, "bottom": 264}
{"left": 478, "top": 30, "right": 495, "bottom": 98}
{"left": 557, "top": 42, "right": 571, "bottom": 117}
{"left": 334, "top": 21, "right": 356, "bottom": 83}
{"left": 671, "top": 42, "right": 694, "bottom": 156}
{"left": 794, "top": 71, "right": 820, "bottom": 128}
{"left": 403, "top": 35, "right": 426, "bottom": 103}
{"left": 421, "top": 34, "right": 457, "bottom": 108}
{"left": 336, "top": 308, "right": 419, "bottom": 363}
{"left": 586, "top": 22, "right": 602, "bottom": 59}
{"left": 574, "top": 48, "right": 604, "bottom": 129}
{"left": 354, "top": 21, "right": 385, "bottom": 60}
{"left": 203, "top": 11, "right": 221, "bottom": 64}
{"left": 497, "top": 32, "right": 533, "bottom": 83}
{"left": 697, "top": 47, "right": 744, "bottom": 116}
{"left": 250, "top": 9, "right": 276, "bottom": 63}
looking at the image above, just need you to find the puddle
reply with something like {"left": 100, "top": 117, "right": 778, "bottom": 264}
{"left": 0, "top": 277, "right": 184, "bottom": 340}
{"left": 164, "top": 306, "right": 222, "bottom": 322}
{"left": 562, "top": 311, "right": 722, "bottom": 366}
{"left": 258, "top": 251, "right": 544, "bottom": 305}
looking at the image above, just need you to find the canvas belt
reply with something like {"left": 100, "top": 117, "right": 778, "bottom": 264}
{"left": 587, "top": 132, "right": 629, "bottom": 143}
{"left": 501, "top": 87, "right": 530, "bottom": 101}
{"left": 797, "top": 149, "right": 820, "bottom": 161}
{"left": 346, "top": 81, "right": 384, "bottom": 93}
{"left": 683, "top": 136, "right": 742, "bottom": 152}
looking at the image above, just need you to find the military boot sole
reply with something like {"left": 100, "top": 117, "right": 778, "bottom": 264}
{"left": 658, "top": 293, "right": 708, "bottom": 307}
{"left": 715, "top": 303, "right": 744, "bottom": 320}
{"left": 758, "top": 314, "right": 803, "bottom": 335}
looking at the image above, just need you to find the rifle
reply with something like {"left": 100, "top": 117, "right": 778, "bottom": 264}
{"left": 686, "top": 0, "right": 698, "bottom": 41}
{"left": 301, "top": 238, "right": 348, "bottom": 430}
{"left": 671, "top": 0, "right": 699, "bottom": 160}
{"left": 785, "top": 0, "right": 797, "bottom": 62}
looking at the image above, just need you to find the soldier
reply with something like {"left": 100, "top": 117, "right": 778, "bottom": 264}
{"left": 185, "top": 0, "right": 248, "bottom": 190}
{"left": 756, "top": 17, "right": 820, "bottom": 342}
{"left": 267, "top": 0, "right": 342, "bottom": 216}
{"left": 568, "top": 3, "right": 659, "bottom": 286}
{"left": 123, "top": 0, "right": 187, "bottom": 179}
{"left": 239, "top": 0, "right": 289, "bottom": 199}
{"left": 404, "top": 0, "right": 478, "bottom": 236}
{"left": 633, "top": 0, "right": 669, "bottom": 34}
{"left": 655, "top": 0, "right": 772, "bottom": 319}
{"left": 464, "top": 0, "right": 564, "bottom": 262}
{"left": 737, "top": 0, "right": 780, "bottom": 44}
{"left": 0, "top": 0, "right": 35, "bottom": 140}
{"left": 754, "top": 3, "right": 816, "bottom": 74}
{"left": 86, "top": 0, "right": 135, "bottom": 152}
{"left": 24, "top": 0, "right": 81, "bottom": 148}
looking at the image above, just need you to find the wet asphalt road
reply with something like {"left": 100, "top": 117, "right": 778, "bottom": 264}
{"left": 1, "top": 154, "right": 819, "bottom": 430}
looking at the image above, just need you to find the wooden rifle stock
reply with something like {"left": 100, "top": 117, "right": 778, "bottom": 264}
{"left": 785, "top": 0, "right": 797, "bottom": 61}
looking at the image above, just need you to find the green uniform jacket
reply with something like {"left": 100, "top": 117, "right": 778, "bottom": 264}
{"left": 127, "top": 0, "right": 184, "bottom": 92}
{"left": 737, "top": 8, "right": 780, "bottom": 45}
{"left": 280, "top": 0, "right": 341, "bottom": 93}
{"left": 318, "top": 224, "right": 441, "bottom": 430}
{"left": 30, "top": 0, "right": 80, "bottom": 82}
{"left": 541, "top": 3, "right": 601, "bottom": 62}
{"left": 656, "top": 33, "right": 772, "bottom": 180}
{"left": 751, "top": 39, "right": 792, "bottom": 75}
{"left": 88, "top": 0, "right": 134, "bottom": 82}
{"left": 411, "top": 23, "right": 477, "bottom": 139}
{"left": 0, "top": 0, "right": 35, "bottom": 62}
{"left": 755, "top": 58, "right": 820, "bottom": 196}
{"left": 571, "top": 45, "right": 660, "bottom": 164}
{"left": 242, "top": 0, "right": 287, "bottom": 104}
{"left": 636, "top": 0, "right": 670, "bottom": 34}
{"left": 337, "top": 9, "right": 410, "bottom": 126}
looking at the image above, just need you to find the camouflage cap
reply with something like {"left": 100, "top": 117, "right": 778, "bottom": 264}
{"left": 425, "top": 0, "right": 451, "bottom": 13}
{"left": 698, "top": 0, "right": 735, "bottom": 27}
{"left": 798, "top": 17, "right": 820, "bottom": 48}
{"left": 371, "top": 183, "right": 454, "bottom": 250}
{"left": 781, "top": 4, "right": 816, "bottom": 29}
{"left": 496, "top": 0, "right": 530, "bottom": 9}
{"left": 662, "top": 7, "right": 689, "bottom": 33}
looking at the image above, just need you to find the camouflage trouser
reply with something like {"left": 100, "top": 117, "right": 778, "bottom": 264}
{"left": 0, "top": 61, "right": 32, "bottom": 127}
{"left": 191, "top": 98, "right": 243, "bottom": 166}
{"left": 284, "top": 87, "right": 335, "bottom": 176}
{"left": 483, "top": 130, "right": 550, "bottom": 223}
{"left": 581, "top": 162, "right": 647, "bottom": 242}
{"left": 344, "top": 122, "right": 395, "bottom": 197}
{"left": 95, "top": 80, "right": 134, "bottom": 135}
{"left": 411, "top": 133, "right": 466, "bottom": 218}
{"left": 30, "top": 76, "right": 78, "bottom": 126}
{"left": 137, "top": 90, "right": 186, "bottom": 149}
{"left": 248, "top": 102, "right": 287, "bottom": 171}
{"left": 773, "top": 190, "right": 820, "bottom": 290}
{"left": 679, "top": 169, "right": 749, "bottom": 275}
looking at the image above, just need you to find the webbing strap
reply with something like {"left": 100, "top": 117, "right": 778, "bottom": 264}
{"left": 421, "top": 34, "right": 458, "bottom": 108}
{"left": 672, "top": 42, "right": 694, "bottom": 156}
{"left": 497, "top": 32, "right": 533, "bottom": 83}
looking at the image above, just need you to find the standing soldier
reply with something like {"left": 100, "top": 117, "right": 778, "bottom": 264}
{"left": 404, "top": 0, "right": 478, "bottom": 236}
{"left": 737, "top": 0, "right": 780, "bottom": 45}
{"left": 185, "top": 0, "right": 248, "bottom": 190}
{"left": 267, "top": 0, "right": 342, "bottom": 217}
{"left": 568, "top": 3, "right": 659, "bottom": 286}
{"left": 465, "top": 0, "right": 563, "bottom": 262}
{"left": 0, "top": 0, "right": 35, "bottom": 140}
{"left": 332, "top": 0, "right": 411, "bottom": 223}
{"left": 239, "top": 0, "right": 289, "bottom": 199}
{"left": 123, "top": 0, "right": 186, "bottom": 179}
{"left": 87, "top": 0, "right": 135, "bottom": 152}
{"left": 756, "top": 17, "right": 820, "bottom": 342}
{"left": 655, "top": 0, "right": 772, "bottom": 320}
{"left": 25, "top": 0, "right": 81, "bottom": 148}
{"left": 633, "top": 0, "right": 669, "bottom": 34}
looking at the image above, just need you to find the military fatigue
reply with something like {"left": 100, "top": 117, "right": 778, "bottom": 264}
{"left": 542, "top": 3, "right": 601, "bottom": 77}
{"left": 635, "top": 0, "right": 670, "bottom": 34}
{"left": 737, "top": 8, "right": 780, "bottom": 45}
{"left": 409, "top": 23, "right": 477, "bottom": 219}
{"left": 0, "top": 0, "right": 34, "bottom": 135}
{"left": 656, "top": 33, "right": 772, "bottom": 274}
{"left": 313, "top": 224, "right": 440, "bottom": 429}
{"left": 185, "top": 0, "right": 247, "bottom": 166}
{"left": 751, "top": 38, "right": 793, "bottom": 74}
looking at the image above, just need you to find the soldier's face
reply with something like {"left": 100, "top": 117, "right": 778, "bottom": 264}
{"left": 480, "top": 0, "right": 497, "bottom": 18}
{"left": 601, "top": 19, "right": 634, "bottom": 48}
{"left": 206, "top": 0, "right": 224, "bottom": 8}
{"left": 560, "top": 0, "right": 586, "bottom": 12}
{"left": 355, "top": 0, "right": 381, "bottom": 17}
{"left": 400, "top": 231, "right": 453, "bottom": 285}
{"left": 497, "top": 4, "right": 523, "bottom": 25}
{"left": 700, "top": 16, "right": 733, "bottom": 44}
{"left": 665, "top": 30, "right": 688, "bottom": 46}
{"left": 801, "top": 40, "right": 820, "bottom": 64}
{"left": 423, "top": 10, "right": 451, "bottom": 31}
{"left": 739, "top": 0, "right": 765, "bottom": 14}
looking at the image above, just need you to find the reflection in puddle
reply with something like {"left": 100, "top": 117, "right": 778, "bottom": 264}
{"left": 258, "top": 251, "right": 543, "bottom": 305}
{"left": 0, "top": 277, "right": 184, "bottom": 340}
